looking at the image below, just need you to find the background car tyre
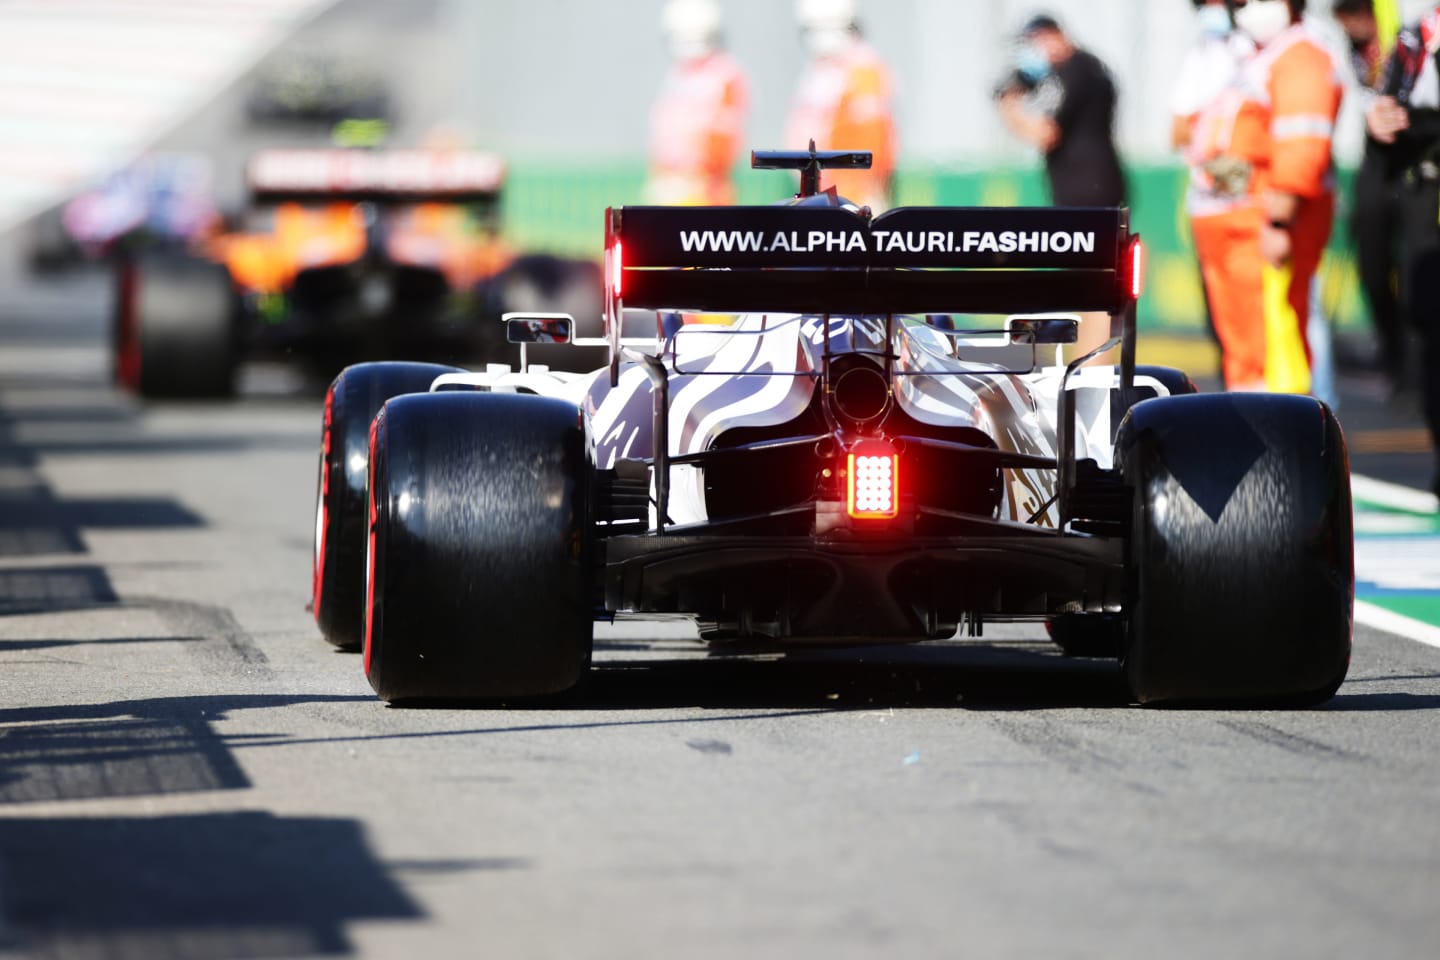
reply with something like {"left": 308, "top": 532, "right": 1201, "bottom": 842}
{"left": 365, "top": 392, "right": 595, "bottom": 702}
{"left": 488, "top": 254, "right": 607, "bottom": 372}
{"left": 114, "top": 252, "right": 240, "bottom": 398}
{"left": 27, "top": 206, "right": 81, "bottom": 274}
{"left": 312, "top": 361, "right": 464, "bottom": 649}
{"left": 1117, "top": 393, "right": 1353, "bottom": 706}
{"left": 1130, "top": 364, "right": 1199, "bottom": 401}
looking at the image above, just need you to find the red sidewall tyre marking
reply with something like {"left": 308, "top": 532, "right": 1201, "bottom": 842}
{"left": 363, "top": 414, "right": 380, "bottom": 679}
{"left": 312, "top": 385, "right": 336, "bottom": 624}
{"left": 115, "top": 261, "right": 141, "bottom": 389}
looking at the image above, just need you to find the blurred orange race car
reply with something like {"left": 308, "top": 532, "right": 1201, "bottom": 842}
{"left": 112, "top": 148, "right": 603, "bottom": 397}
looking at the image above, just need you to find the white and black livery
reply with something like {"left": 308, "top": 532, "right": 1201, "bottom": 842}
{"left": 311, "top": 148, "right": 1354, "bottom": 707}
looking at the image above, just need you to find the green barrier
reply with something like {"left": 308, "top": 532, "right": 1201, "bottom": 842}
{"left": 499, "top": 161, "right": 1366, "bottom": 333}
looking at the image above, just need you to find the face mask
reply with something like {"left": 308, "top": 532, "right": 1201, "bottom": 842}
{"left": 1197, "top": 4, "right": 1233, "bottom": 39}
{"left": 1234, "top": 0, "right": 1292, "bottom": 46}
{"left": 1017, "top": 45, "right": 1052, "bottom": 82}
{"left": 667, "top": 35, "right": 712, "bottom": 61}
{"left": 802, "top": 25, "right": 850, "bottom": 58}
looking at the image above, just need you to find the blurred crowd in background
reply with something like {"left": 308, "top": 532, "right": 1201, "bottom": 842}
{"left": 644, "top": 0, "right": 1439, "bottom": 495}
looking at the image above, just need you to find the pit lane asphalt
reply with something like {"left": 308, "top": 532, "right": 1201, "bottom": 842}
{"left": 5, "top": 4, "right": 1440, "bottom": 957}
{"left": 3, "top": 260, "right": 1440, "bottom": 960}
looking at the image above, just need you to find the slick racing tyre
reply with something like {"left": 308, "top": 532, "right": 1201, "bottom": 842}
{"left": 312, "top": 362, "right": 463, "bottom": 649}
{"left": 114, "top": 253, "right": 240, "bottom": 398}
{"left": 1117, "top": 393, "right": 1353, "bottom": 706}
{"left": 1129, "top": 365, "right": 1199, "bottom": 401}
{"left": 365, "top": 392, "right": 595, "bottom": 702}
{"left": 28, "top": 206, "right": 80, "bottom": 274}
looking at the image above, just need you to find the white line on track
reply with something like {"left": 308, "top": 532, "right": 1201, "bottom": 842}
{"left": 1351, "top": 473, "right": 1440, "bottom": 650}
{"left": 1351, "top": 473, "right": 1439, "bottom": 515}
{"left": 1354, "top": 601, "right": 1440, "bottom": 650}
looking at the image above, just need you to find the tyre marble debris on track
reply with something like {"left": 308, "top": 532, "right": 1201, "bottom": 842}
{"left": 0, "top": 0, "right": 335, "bottom": 232}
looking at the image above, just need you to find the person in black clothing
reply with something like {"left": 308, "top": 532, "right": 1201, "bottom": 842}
{"left": 996, "top": 13, "right": 1127, "bottom": 358}
{"left": 996, "top": 14, "right": 1127, "bottom": 207}
{"left": 1367, "top": 3, "right": 1440, "bottom": 500}
{"left": 1336, "top": 0, "right": 1410, "bottom": 394}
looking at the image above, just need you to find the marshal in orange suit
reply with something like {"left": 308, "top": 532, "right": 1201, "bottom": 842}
{"left": 1189, "top": 0, "right": 1343, "bottom": 392}
{"left": 785, "top": 0, "right": 897, "bottom": 211}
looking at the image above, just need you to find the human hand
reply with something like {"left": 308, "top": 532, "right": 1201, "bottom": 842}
{"left": 1366, "top": 97, "right": 1410, "bottom": 144}
{"left": 1260, "top": 222, "right": 1292, "bottom": 267}
{"left": 996, "top": 90, "right": 1025, "bottom": 114}
{"left": 1202, "top": 156, "right": 1252, "bottom": 196}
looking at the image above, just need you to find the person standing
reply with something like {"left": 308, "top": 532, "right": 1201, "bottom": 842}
{"left": 1172, "top": 1, "right": 1254, "bottom": 153}
{"left": 785, "top": 0, "right": 897, "bottom": 211}
{"left": 1368, "top": 0, "right": 1440, "bottom": 499}
{"left": 996, "top": 14, "right": 1127, "bottom": 360}
{"left": 646, "top": 0, "right": 750, "bottom": 206}
{"left": 1187, "top": 0, "right": 1343, "bottom": 393}
{"left": 1336, "top": 0, "right": 1410, "bottom": 392}
{"left": 1172, "top": 0, "right": 1253, "bottom": 351}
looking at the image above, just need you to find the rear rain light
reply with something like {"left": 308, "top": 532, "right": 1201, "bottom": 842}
{"left": 610, "top": 240, "right": 623, "bottom": 298}
{"left": 847, "top": 441, "right": 899, "bottom": 520}
{"left": 1128, "top": 237, "right": 1144, "bottom": 300}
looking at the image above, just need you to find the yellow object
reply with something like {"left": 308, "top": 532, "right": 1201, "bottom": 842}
{"left": 1263, "top": 263, "right": 1312, "bottom": 394}
{"left": 1375, "top": 0, "right": 1400, "bottom": 60}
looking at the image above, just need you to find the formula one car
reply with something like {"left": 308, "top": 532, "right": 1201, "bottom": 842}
{"left": 112, "top": 148, "right": 602, "bottom": 397}
{"left": 311, "top": 149, "right": 1353, "bottom": 707}
{"left": 28, "top": 153, "right": 221, "bottom": 273}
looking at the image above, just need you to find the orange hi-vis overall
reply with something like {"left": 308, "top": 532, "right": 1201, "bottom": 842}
{"left": 1189, "top": 24, "right": 1343, "bottom": 391}
{"left": 647, "top": 51, "right": 749, "bottom": 206}
{"left": 785, "top": 39, "right": 897, "bottom": 210}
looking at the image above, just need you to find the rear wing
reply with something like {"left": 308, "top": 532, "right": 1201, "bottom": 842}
{"left": 247, "top": 149, "right": 506, "bottom": 204}
{"left": 603, "top": 204, "right": 1140, "bottom": 323}
{"left": 602, "top": 203, "right": 1146, "bottom": 522}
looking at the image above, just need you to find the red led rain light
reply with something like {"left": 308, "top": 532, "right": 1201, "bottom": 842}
{"left": 846, "top": 443, "right": 900, "bottom": 520}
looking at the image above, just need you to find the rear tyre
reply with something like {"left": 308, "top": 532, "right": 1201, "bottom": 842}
{"left": 1117, "top": 393, "right": 1353, "bottom": 706}
{"left": 312, "top": 362, "right": 463, "bottom": 649}
{"left": 114, "top": 253, "right": 240, "bottom": 398}
{"left": 365, "top": 392, "right": 595, "bottom": 702}
{"left": 28, "top": 207, "right": 80, "bottom": 274}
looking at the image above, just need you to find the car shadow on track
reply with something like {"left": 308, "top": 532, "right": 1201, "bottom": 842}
{"left": 1323, "top": 690, "right": 1440, "bottom": 711}
{"left": 572, "top": 641, "right": 1134, "bottom": 711}
{"left": 373, "top": 639, "right": 1440, "bottom": 715}
{"left": 0, "top": 564, "right": 118, "bottom": 614}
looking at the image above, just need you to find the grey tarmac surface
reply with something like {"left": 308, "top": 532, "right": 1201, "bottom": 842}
{"left": 4, "top": 1, "right": 1440, "bottom": 956}
{"left": 3, "top": 254, "right": 1440, "bottom": 960}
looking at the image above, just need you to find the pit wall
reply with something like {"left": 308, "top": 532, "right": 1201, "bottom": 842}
{"left": 500, "top": 162, "right": 1364, "bottom": 334}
